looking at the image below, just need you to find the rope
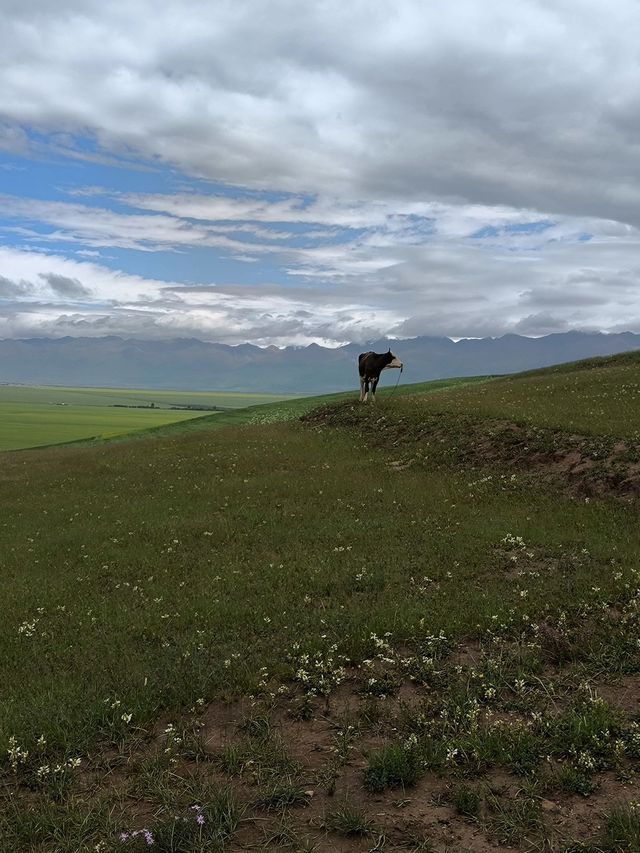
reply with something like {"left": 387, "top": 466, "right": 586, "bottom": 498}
{"left": 387, "top": 366, "right": 403, "bottom": 398}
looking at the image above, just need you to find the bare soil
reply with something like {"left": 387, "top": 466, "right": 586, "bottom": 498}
{"left": 67, "top": 655, "right": 640, "bottom": 852}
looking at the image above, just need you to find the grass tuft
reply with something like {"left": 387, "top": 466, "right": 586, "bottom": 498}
{"left": 324, "top": 801, "right": 375, "bottom": 835}
{"left": 451, "top": 783, "right": 482, "bottom": 818}
{"left": 363, "top": 743, "right": 423, "bottom": 793}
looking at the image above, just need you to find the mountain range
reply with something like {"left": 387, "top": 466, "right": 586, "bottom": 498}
{"left": 1, "top": 332, "right": 639, "bottom": 394}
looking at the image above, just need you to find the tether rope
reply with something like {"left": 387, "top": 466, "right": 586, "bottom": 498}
{"left": 386, "top": 366, "right": 403, "bottom": 398}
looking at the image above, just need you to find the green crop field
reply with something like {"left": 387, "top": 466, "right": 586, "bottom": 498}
{"left": 0, "top": 385, "right": 296, "bottom": 451}
{"left": 0, "top": 385, "right": 294, "bottom": 409}
{"left": 3, "top": 357, "right": 640, "bottom": 851}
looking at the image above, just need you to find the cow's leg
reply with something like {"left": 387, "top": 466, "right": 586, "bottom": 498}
{"left": 371, "top": 376, "right": 379, "bottom": 402}
{"left": 359, "top": 376, "right": 366, "bottom": 402}
{"left": 364, "top": 378, "right": 370, "bottom": 402}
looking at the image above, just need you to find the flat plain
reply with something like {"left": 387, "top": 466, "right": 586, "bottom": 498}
{"left": 0, "top": 385, "right": 295, "bottom": 451}
{"left": 3, "top": 357, "right": 640, "bottom": 851}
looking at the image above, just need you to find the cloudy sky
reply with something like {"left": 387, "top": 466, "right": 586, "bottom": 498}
{"left": 1, "top": 0, "right": 640, "bottom": 346}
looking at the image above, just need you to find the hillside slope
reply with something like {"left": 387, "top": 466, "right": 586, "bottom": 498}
{"left": 3, "top": 354, "right": 640, "bottom": 851}
{"left": 306, "top": 350, "right": 640, "bottom": 500}
{"left": 312, "top": 348, "right": 640, "bottom": 437}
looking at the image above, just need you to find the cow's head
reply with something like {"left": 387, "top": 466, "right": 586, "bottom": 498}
{"left": 384, "top": 348, "right": 403, "bottom": 371}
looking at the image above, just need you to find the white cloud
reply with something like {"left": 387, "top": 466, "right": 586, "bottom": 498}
{"left": 1, "top": 1, "right": 640, "bottom": 221}
{"left": 0, "top": 246, "right": 402, "bottom": 345}
{"left": 0, "top": 194, "right": 296, "bottom": 254}
{"left": 3, "top": 2, "right": 640, "bottom": 343}
{"left": 2, "top": 218, "right": 640, "bottom": 344}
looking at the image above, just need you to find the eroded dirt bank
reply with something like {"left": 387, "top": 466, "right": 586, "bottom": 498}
{"left": 302, "top": 401, "right": 640, "bottom": 500}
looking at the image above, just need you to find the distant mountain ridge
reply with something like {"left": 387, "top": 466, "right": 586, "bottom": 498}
{"left": 1, "top": 332, "right": 639, "bottom": 394}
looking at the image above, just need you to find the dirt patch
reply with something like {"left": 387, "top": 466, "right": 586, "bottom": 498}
{"left": 595, "top": 675, "right": 640, "bottom": 715}
{"left": 270, "top": 712, "right": 336, "bottom": 773}
{"left": 449, "top": 637, "right": 484, "bottom": 668}
{"left": 34, "top": 600, "right": 640, "bottom": 852}
{"left": 62, "top": 656, "right": 640, "bottom": 853}
{"left": 200, "top": 699, "right": 252, "bottom": 754}
{"left": 552, "top": 771, "right": 639, "bottom": 845}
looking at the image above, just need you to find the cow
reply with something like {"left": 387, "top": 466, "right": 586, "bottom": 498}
{"left": 358, "top": 349, "right": 403, "bottom": 402}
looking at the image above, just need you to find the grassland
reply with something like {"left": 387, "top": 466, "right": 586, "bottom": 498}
{"left": 0, "top": 385, "right": 295, "bottom": 451}
{"left": 395, "top": 349, "right": 640, "bottom": 439}
{"left": 0, "top": 379, "right": 480, "bottom": 452}
{"left": 0, "top": 385, "right": 292, "bottom": 409}
{"left": 3, "top": 357, "right": 640, "bottom": 851}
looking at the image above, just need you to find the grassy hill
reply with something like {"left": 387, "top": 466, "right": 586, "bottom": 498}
{"left": 3, "top": 356, "right": 640, "bottom": 851}
{"left": 390, "top": 348, "right": 640, "bottom": 439}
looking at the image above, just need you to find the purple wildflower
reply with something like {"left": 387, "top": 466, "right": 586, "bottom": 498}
{"left": 123, "top": 828, "right": 154, "bottom": 846}
{"left": 196, "top": 813, "right": 205, "bottom": 826}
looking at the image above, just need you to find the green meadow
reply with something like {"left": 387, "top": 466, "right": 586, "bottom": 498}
{"left": 400, "top": 350, "right": 640, "bottom": 439}
{"left": 3, "top": 358, "right": 640, "bottom": 851}
{"left": 0, "top": 385, "right": 295, "bottom": 451}
{"left": 0, "top": 385, "right": 293, "bottom": 409}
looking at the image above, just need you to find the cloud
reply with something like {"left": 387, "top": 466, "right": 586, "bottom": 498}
{"left": 3, "top": 1, "right": 640, "bottom": 226}
{"left": 3, "top": 228, "right": 640, "bottom": 346}
{"left": 2, "top": 2, "right": 640, "bottom": 344}
{"left": 0, "top": 193, "right": 309, "bottom": 255}
{"left": 0, "top": 245, "right": 403, "bottom": 345}
{"left": 513, "top": 313, "right": 571, "bottom": 336}
{"left": 38, "top": 272, "right": 90, "bottom": 298}
{"left": 0, "top": 274, "right": 31, "bottom": 299}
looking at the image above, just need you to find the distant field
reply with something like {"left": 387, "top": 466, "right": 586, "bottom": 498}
{"left": 0, "top": 385, "right": 295, "bottom": 451}
{"left": 0, "top": 384, "right": 292, "bottom": 409}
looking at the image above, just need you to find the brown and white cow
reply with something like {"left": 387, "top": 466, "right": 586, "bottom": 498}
{"left": 358, "top": 349, "right": 403, "bottom": 402}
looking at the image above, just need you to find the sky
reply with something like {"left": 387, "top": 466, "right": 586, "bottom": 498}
{"left": 1, "top": 0, "right": 640, "bottom": 347}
